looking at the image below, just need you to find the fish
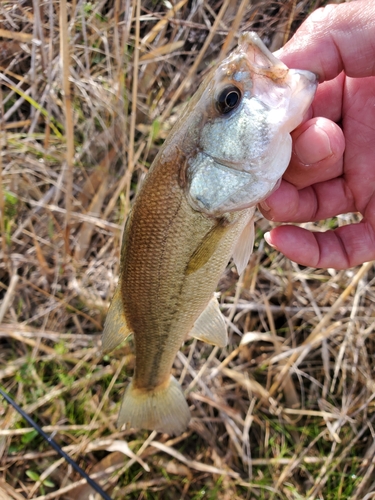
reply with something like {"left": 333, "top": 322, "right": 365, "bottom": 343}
{"left": 102, "top": 32, "right": 317, "bottom": 435}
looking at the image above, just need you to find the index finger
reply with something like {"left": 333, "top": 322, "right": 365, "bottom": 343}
{"left": 277, "top": 0, "right": 375, "bottom": 82}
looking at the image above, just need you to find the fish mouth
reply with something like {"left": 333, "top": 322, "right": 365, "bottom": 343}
{"left": 291, "top": 68, "right": 319, "bottom": 85}
{"left": 239, "top": 32, "right": 319, "bottom": 86}
{"left": 238, "top": 32, "right": 289, "bottom": 81}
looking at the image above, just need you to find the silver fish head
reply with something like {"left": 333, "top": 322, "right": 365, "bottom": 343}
{"left": 184, "top": 32, "right": 317, "bottom": 215}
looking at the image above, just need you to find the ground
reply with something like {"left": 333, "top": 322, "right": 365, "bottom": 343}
{"left": 0, "top": 1, "right": 375, "bottom": 499}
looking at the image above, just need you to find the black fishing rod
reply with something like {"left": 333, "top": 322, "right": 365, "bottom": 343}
{"left": 0, "top": 386, "right": 112, "bottom": 500}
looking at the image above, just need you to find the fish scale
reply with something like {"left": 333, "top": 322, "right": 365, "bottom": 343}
{"left": 102, "top": 32, "right": 317, "bottom": 435}
{"left": 122, "top": 154, "right": 245, "bottom": 390}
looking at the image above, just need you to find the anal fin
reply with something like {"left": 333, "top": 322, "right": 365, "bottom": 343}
{"left": 102, "top": 282, "right": 132, "bottom": 354}
{"left": 232, "top": 216, "right": 255, "bottom": 275}
{"left": 189, "top": 295, "right": 227, "bottom": 347}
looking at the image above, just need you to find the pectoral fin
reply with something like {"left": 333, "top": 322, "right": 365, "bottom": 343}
{"left": 232, "top": 217, "right": 255, "bottom": 275}
{"left": 102, "top": 283, "right": 132, "bottom": 354}
{"left": 186, "top": 218, "right": 230, "bottom": 275}
{"left": 189, "top": 296, "right": 227, "bottom": 347}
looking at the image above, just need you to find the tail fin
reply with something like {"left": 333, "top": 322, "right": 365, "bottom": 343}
{"left": 117, "top": 376, "right": 190, "bottom": 435}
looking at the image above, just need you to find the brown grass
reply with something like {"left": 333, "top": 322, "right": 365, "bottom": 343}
{"left": 1, "top": 1, "right": 375, "bottom": 499}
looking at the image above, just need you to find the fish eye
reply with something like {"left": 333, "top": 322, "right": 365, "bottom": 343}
{"left": 216, "top": 85, "right": 242, "bottom": 114}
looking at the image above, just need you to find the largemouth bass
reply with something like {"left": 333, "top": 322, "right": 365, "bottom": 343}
{"left": 103, "top": 32, "right": 317, "bottom": 435}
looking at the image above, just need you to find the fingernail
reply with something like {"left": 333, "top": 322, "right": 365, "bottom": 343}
{"left": 260, "top": 200, "right": 270, "bottom": 212}
{"left": 264, "top": 232, "right": 276, "bottom": 248}
{"left": 294, "top": 122, "right": 332, "bottom": 165}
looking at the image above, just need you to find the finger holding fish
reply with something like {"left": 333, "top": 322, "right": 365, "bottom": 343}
{"left": 259, "top": 117, "right": 345, "bottom": 221}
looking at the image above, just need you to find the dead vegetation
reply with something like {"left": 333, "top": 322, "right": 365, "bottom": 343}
{"left": 1, "top": 0, "right": 375, "bottom": 499}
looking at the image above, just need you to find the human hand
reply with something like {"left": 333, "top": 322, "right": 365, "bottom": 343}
{"left": 260, "top": 0, "right": 375, "bottom": 269}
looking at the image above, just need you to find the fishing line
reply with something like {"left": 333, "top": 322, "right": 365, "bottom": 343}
{"left": 0, "top": 386, "right": 112, "bottom": 500}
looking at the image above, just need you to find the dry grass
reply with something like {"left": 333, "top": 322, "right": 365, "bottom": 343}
{"left": 1, "top": 1, "right": 375, "bottom": 499}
